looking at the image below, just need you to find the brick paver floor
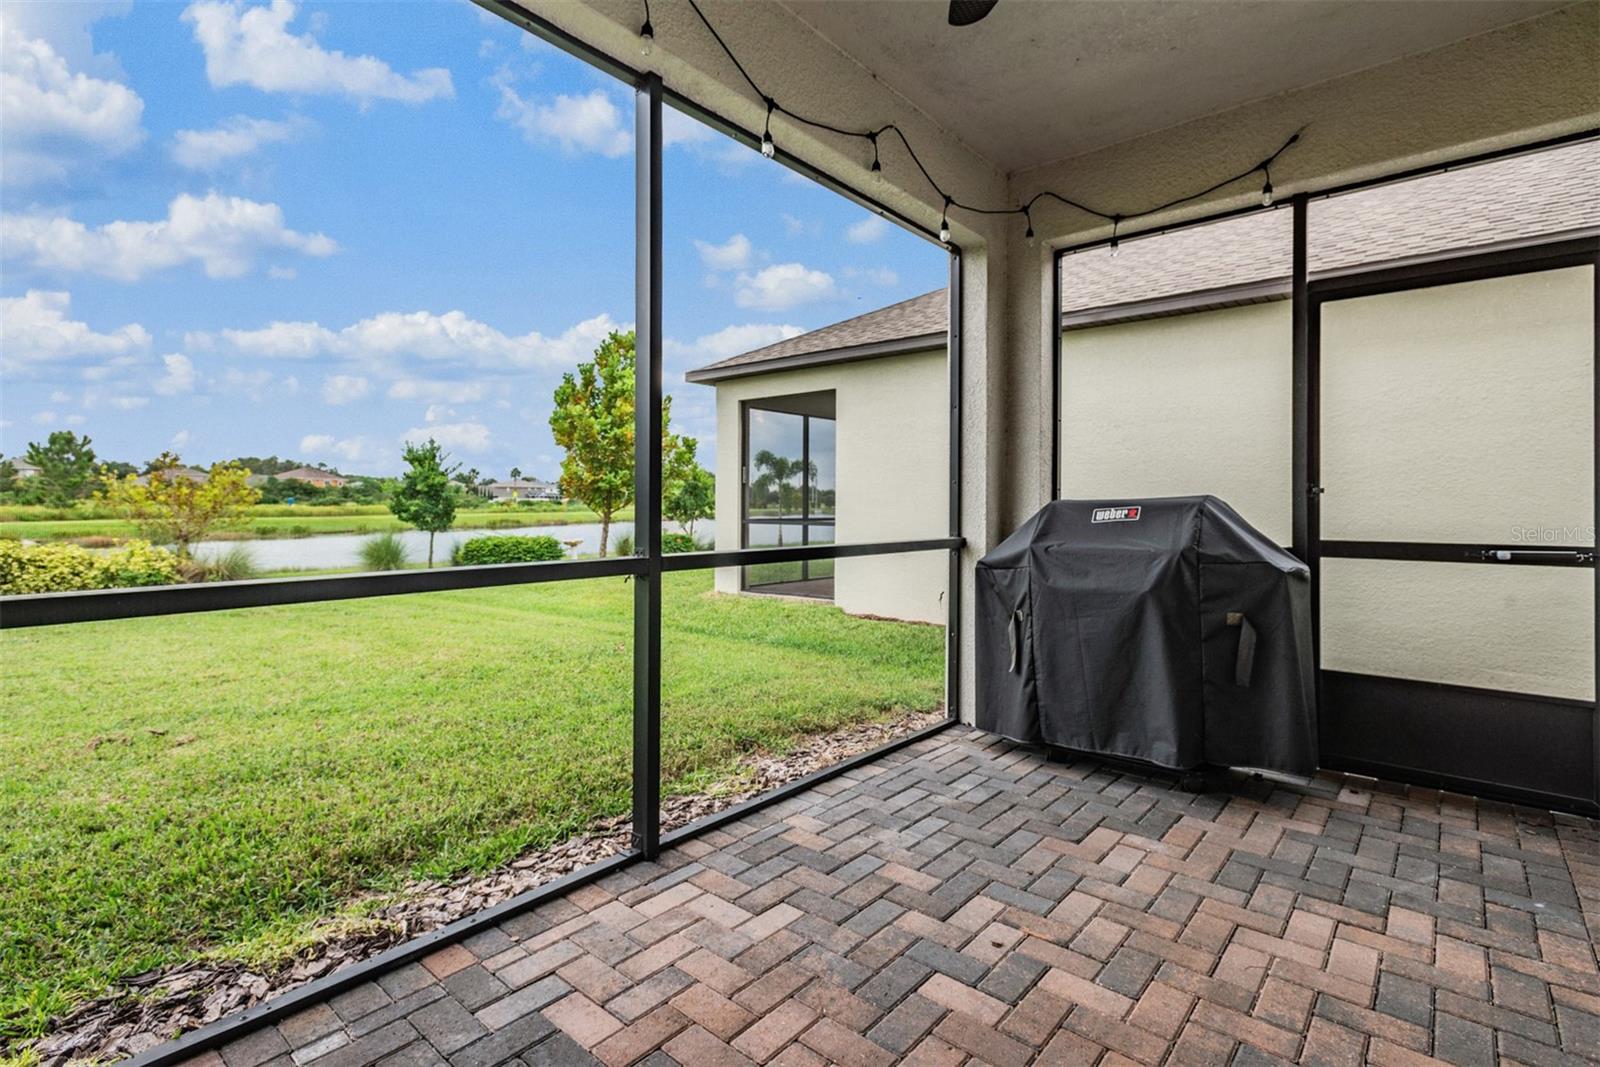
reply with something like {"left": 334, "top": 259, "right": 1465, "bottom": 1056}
{"left": 185, "top": 728, "right": 1600, "bottom": 1067}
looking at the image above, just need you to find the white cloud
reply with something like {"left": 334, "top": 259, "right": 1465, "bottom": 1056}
{"left": 320, "top": 373, "right": 369, "bottom": 405}
{"left": 846, "top": 215, "right": 889, "bottom": 244}
{"left": 0, "top": 290, "right": 150, "bottom": 372}
{"left": 844, "top": 265, "right": 899, "bottom": 287}
{"left": 198, "top": 309, "right": 622, "bottom": 370}
{"left": 3, "top": 192, "right": 337, "bottom": 281}
{"left": 662, "top": 108, "right": 712, "bottom": 148}
{"left": 49, "top": 390, "right": 71, "bottom": 404}
{"left": 387, "top": 378, "right": 487, "bottom": 404}
{"left": 299, "top": 432, "right": 372, "bottom": 463}
{"left": 666, "top": 323, "right": 804, "bottom": 365}
{"left": 402, "top": 420, "right": 491, "bottom": 453}
{"left": 171, "top": 113, "right": 310, "bottom": 169}
{"left": 105, "top": 394, "right": 149, "bottom": 410}
{"left": 734, "top": 263, "right": 838, "bottom": 311}
{"left": 0, "top": 24, "right": 144, "bottom": 185}
{"left": 695, "top": 233, "right": 752, "bottom": 271}
{"left": 154, "top": 353, "right": 197, "bottom": 395}
{"left": 268, "top": 265, "right": 297, "bottom": 280}
{"left": 182, "top": 0, "right": 452, "bottom": 105}
{"left": 171, "top": 429, "right": 191, "bottom": 449}
{"left": 493, "top": 75, "right": 630, "bottom": 158}
{"left": 32, "top": 410, "right": 59, "bottom": 425}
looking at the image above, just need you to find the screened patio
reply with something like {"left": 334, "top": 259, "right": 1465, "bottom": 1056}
{"left": 5, "top": 1, "right": 1597, "bottom": 1065}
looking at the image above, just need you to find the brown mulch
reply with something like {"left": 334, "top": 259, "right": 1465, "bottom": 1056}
{"left": 26, "top": 710, "right": 944, "bottom": 1066}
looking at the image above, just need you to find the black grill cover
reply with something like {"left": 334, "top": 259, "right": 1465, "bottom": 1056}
{"left": 976, "top": 497, "right": 1316, "bottom": 776}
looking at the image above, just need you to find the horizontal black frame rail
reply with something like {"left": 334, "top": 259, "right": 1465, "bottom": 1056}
{"left": 0, "top": 539, "right": 965, "bottom": 629}
{"left": 662, "top": 537, "right": 961, "bottom": 572}
{"left": 1321, "top": 541, "right": 1596, "bottom": 567}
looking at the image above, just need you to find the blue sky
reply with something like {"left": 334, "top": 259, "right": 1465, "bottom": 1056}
{"left": 0, "top": 0, "right": 945, "bottom": 478}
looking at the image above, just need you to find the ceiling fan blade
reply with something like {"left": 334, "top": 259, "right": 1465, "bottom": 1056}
{"left": 948, "top": 0, "right": 1000, "bottom": 27}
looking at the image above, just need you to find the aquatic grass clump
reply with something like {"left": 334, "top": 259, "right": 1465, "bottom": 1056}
{"left": 358, "top": 532, "right": 409, "bottom": 571}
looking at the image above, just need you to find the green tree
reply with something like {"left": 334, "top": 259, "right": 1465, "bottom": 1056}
{"left": 98, "top": 453, "right": 261, "bottom": 556}
{"left": 391, "top": 439, "right": 458, "bottom": 567}
{"left": 509, "top": 466, "right": 523, "bottom": 481}
{"left": 0, "top": 455, "right": 17, "bottom": 496}
{"left": 665, "top": 454, "right": 715, "bottom": 539}
{"left": 25, "top": 431, "right": 97, "bottom": 507}
{"left": 549, "top": 330, "right": 694, "bottom": 557}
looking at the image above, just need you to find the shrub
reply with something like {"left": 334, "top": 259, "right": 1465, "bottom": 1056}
{"left": 613, "top": 533, "right": 635, "bottom": 556}
{"left": 197, "top": 545, "right": 260, "bottom": 583}
{"left": 359, "top": 532, "right": 410, "bottom": 571}
{"left": 662, "top": 532, "right": 699, "bottom": 554}
{"left": 453, "top": 534, "right": 565, "bottom": 566}
{"left": 0, "top": 539, "right": 180, "bottom": 594}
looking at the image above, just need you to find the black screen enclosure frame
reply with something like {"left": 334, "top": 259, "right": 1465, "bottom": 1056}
{"left": 8, "top": 5, "right": 966, "bottom": 1064}
{"left": 1052, "top": 131, "right": 1600, "bottom": 815}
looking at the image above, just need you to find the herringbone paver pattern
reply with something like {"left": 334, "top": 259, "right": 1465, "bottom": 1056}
{"left": 185, "top": 729, "right": 1600, "bottom": 1067}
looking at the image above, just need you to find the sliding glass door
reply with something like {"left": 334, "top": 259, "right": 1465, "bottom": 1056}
{"left": 743, "top": 394, "right": 836, "bottom": 597}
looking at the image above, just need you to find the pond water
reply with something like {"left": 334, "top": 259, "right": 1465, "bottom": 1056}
{"left": 191, "top": 520, "right": 718, "bottom": 571}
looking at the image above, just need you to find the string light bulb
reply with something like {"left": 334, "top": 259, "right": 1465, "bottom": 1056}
{"left": 1260, "top": 167, "right": 1274, "bottom": 207}
{"left": 1024, "top": 209, "right": 1035, "bottom": 247}
{"left": 639, "top": 17, "right": 654, "bottom": 55}
{"left": 868, "top": 132, "right": 882, "bottom": 185}
{"left": 760, "top": 98, "right": 776, "bottom": 159}
{"left": 1109, "top": 216, "right": 1121, "bottom": 258}
{"left": 939, "top": 197, "right": 951, "bottom": 244}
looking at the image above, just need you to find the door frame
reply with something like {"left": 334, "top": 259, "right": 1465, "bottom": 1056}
{"left": 738, "top": 395, "right": 838, "bottom": 593}
{"left": 1303, "top": 233, "right": 1600, "bottom": 814}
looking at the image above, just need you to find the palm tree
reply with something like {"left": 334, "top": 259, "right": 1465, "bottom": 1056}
{"left": 751, "top": 450, "right": 816, "bottom": 544}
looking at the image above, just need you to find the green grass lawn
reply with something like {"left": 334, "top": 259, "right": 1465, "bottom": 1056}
{"left": 0, "top": 504, "right": 628, "bottom": 543}
{"left": 0, "top": 571, "right": 942, "bottom": 1048}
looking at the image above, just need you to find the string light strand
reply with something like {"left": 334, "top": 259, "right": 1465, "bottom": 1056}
{"left": 666, "top": 0, "right": 1303, "bottom": 247}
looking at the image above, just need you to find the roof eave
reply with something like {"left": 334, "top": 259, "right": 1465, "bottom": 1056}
{"left": 685, "top": 332, "right": 946, "bottom": 384}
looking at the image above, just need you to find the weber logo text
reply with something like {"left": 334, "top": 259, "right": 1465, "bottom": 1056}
{"left": 1092, "top": 506, "right": 1142, "bottom": 523}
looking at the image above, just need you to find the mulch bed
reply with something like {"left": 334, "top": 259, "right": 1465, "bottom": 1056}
{"left": 26, "top": 710, "right": 944, "bottom": 1066}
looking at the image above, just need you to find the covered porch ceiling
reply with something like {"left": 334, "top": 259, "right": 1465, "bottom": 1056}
{"left": 778, "top": 0, "right": 1571, "bottom": 173}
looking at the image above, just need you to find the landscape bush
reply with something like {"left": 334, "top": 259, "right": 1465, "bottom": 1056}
{"left": 0, "top": 540, "right": 180, "bottom": 594}
{"left": 662, "top": 532, "right": 700, "bottom": 554}
{"left": 358, "top": 532, "right": 410, "bottom": 571}
{"left": 452, "top": 534, "right": 565, "bottom": 566}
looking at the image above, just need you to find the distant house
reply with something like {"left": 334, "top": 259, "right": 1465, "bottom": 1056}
{"left": 9, "top": 460, "right": 41, "bottom": 479}
{"left": 479, "top": 478, "right": 561, "bottom": 502}
{"left": 274, "top": 466, "right": 347, "bottom": 488}
{"left": 133, "top": 466, "right": 210, "bottom": 486}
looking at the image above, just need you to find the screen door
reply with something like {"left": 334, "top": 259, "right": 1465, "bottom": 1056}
{"left": 1312, "top": 249, "right": 1597, "bottom": 811}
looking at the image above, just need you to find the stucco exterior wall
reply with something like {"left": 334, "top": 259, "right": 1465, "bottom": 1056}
{"left": 707, "top": 349, "right": 948, "bottom": 624}
{"left": 1058, "top": 269, "right": 1594, "bottom": 700}
{"left": 1058, "top": 301, "right": 1294, "bottom": 546}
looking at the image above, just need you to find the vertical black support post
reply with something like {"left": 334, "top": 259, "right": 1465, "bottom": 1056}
{"left": 632, "top": 72, "right": 663, "bottom": 859}
{"left": 1290, "top": 194, "right": 1323, "bottom": 752}
{"left": 1592, "top": 245, "right": 1598, "bottom": 811}
{"left": 1050, "top": 249, "right": 1063, "bottom": 503}
{"left": 1291, "top": 196, "right": 1312, "bottom": 566}
{"left": 947, "top": 252, "right": 963, "bottom": 722}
